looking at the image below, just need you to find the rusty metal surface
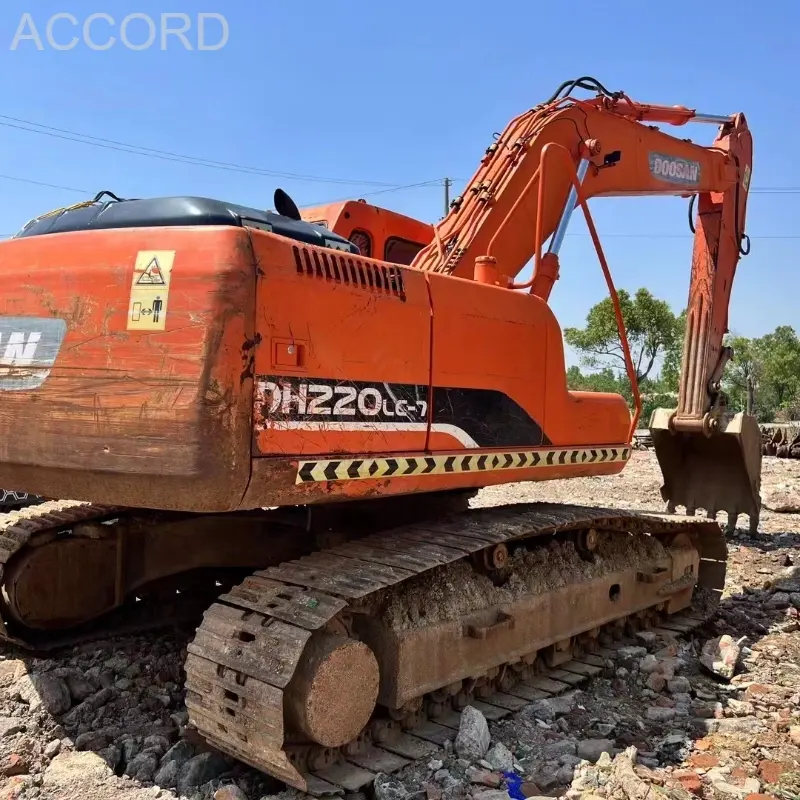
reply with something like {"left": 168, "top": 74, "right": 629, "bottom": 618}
{"left": 184, "top": 501, "right": 726, "bottom": 793}
{"left": 0, "top": 503, "right": 323, "bottom": 649}
{"left": 0, "top": 502, "right": 122, "bottom": 578}
{"left": 0, "top": 502, "right": 123, "bottom": 647}
{"left": 0, "top": 490, "right": 485, "bottom": 652}
{"left": 651, "top": 410, "right": 762, "bottom": 535}
{"left": 372, "top": 542, "right": 698, "bottom": 707}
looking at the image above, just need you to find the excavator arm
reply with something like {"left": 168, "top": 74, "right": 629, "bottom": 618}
{"left": 412, "top": 77, "right": 759, "bottom": 532}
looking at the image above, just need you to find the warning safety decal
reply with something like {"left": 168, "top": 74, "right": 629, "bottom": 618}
{"left": 295, "top": 446, "right": 631, "bottom": 484}
{"left": 127, "top": 251, "right": 175, "bottom": 331}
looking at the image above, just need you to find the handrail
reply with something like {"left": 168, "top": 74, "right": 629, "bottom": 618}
{"left": 514, "top": 141, "right": 643, "bottom": 440}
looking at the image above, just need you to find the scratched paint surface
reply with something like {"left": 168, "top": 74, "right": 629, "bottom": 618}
{"left": 0, "top": 227, "right": 255, "bottom": 512}
{"left": 0, "top": 316, "right": 67, "bottom": 391}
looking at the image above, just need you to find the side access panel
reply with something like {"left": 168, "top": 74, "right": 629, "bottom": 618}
{"left": 422, "top": 272, "right": 632, "bottom": 491}
{"left": 247, "top": 236, "right": 432, "bottom": 462}
{"left": 241, "top": 249, "right": 634, "bottom": 508}
{"left": 426, "top": 273, "right": 549, "bottom": 452}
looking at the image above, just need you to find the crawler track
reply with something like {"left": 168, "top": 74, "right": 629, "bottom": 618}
{"left": 184, "top": 502, "right": 727, "bottom": 795}
{"left": 0, "top": 501, "right": 247, "bottom": 650}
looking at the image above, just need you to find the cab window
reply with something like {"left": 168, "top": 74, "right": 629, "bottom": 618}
{"left": 384, "top": 236, "right": 424, "bottom": 266}
{"left": 348, "top": 229, "right": 372, "bottom": 258}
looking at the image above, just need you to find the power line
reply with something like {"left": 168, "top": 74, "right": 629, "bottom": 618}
{"left": 0, "top": 172, "right": 445, "bottom": 207}
{"left": 566, "top": 232, "right": 800, "bottom": 240}
{"left": 5, "top": 113, "right": 796, "bottom": 197}
{"left": 0, "top": 114, "right": 399, "bottom": 187}
{"left": 4, "top": 170, "right": 800, "bottom": 209}
{"left": 2, "top": 166, "right": 800, "bottom": 241}
{"left": 303, "top": 180, "right": 445, "bottom": 207}
{"left": 0, "top": 173, "right": 88, "bottom": 194}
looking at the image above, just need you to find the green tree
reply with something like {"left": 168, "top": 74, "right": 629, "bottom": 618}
{"left": 564, "top": 288, "right": 683, "bottom": 384}
{"left": 566, "top": 365, "right": 628, "bottom": 395}
{"left": 756, "top": 325, "right": 800, "bottom": 420}
{"left": 659, "top": 309, "right": 687, "bottom": 394}
{"left": 722, "top": 335, "right": 761, "bottom": 416}
{"left": 717, "top": 327, "right": 800, "bottom": 422}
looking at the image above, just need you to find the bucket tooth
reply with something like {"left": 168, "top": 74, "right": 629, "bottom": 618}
{"left": 650, "top": 408, "right": 761, "bottom": 536}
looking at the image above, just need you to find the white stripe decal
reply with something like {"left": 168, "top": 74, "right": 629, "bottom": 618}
{"left": 263, "top": 420, "right": 480, "bottom": 448}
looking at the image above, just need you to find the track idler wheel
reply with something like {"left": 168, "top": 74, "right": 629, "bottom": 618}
{"left": 285, "top": 632, "right": 379, "bottom": 748}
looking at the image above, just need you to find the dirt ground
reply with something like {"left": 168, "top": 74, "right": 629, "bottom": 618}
{"left": 0, "top": 451, "right": 798, "bottom": 800}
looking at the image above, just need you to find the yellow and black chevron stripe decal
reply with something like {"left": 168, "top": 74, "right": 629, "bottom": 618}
{"left": 296, "top": 446, "right": 631, "bottom": 484}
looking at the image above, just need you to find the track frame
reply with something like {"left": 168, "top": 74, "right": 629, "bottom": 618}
{"left": 183, "top": 502, "right": 726, "bottom": 793}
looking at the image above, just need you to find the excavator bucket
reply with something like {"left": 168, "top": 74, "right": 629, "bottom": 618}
{"left": 649, "top": 408, "right": 762, "bottom": 535}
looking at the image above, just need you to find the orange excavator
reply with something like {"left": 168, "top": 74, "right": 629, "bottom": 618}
{"left": 0, "top": 77, "right": 758, "bottom": 791}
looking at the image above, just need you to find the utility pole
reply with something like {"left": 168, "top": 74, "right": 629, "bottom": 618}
{"left": 443, "top": 178, "right": 452, "bottom": 218}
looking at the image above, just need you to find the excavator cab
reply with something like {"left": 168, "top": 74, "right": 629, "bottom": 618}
{"left": 300, "top": 199, "right": 433, "bottom": 266}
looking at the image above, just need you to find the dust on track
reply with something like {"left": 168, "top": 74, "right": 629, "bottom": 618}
{"left": 380, "top": 531, "right": 669, "bottom": 632}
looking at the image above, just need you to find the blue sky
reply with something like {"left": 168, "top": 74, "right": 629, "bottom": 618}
{"left": 0, "top": 0, "right": 796, "bottom": 370}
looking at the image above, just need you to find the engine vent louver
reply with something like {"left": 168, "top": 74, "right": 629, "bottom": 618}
{"left": 292, "top": 246, "right": 406, "bottom": 301}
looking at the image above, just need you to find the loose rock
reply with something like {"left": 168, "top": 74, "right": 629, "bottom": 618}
{"left": 485, "top": 742, "right": 514, "bottom": 772}
{"left": 177, "top": 752, "right": 228, "bottom": 796}
{"left": 668, "top": 676, "right": 692, "bottom": 694}
{"left": 789, "top": 725, "right": 800, "bottom": 746}
{"left": 0, "top": 717, "right": 24, "bottom": 738}
{"left": 373, "top": 773, "right": 409, "bottom": 800}
{"left": 700, "top": 635, "right": 742, "bottom": 679}
{"left": 154, "top": 759, "right": 180, "bottom": 789}
{"left": 645, "top": 707, "right": 676, "bottom": 722}
{"left": 125, "top": 750, "right": 160, "bottom": 782}
{"left": 455, "top": 706, "right": 491, "bottom": 762}
{"left": 14, "top": 674, "right": 72, "bottom": 715}
{"left": 527, "top": 694, "right": 577, "bottom": 721}
{"left": 43, "top": 751, "right": 114, "bottom": 788}
{"left": 576, "top": 739, "right": 615, "bottom": 763}
{"left": 43, "top": 740, "right": 61, "bottom": 759}
{"left": 214, "top": 786, "right": 248, "bottom": 800}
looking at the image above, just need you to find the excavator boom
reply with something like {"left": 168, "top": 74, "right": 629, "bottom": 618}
{"left": 410, "top": 77, "right": 758, "bottom": 531}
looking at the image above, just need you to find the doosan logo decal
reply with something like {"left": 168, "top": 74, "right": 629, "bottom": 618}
{"left": 649, "top": 153, "right": 701, "bottom": 184}
{"left": 0, "top": 317, "right": 67, "bottom": 391}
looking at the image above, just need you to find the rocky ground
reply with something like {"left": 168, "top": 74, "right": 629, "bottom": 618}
{"left": 1, "top": 451, "right": 799, "bottom": 800}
